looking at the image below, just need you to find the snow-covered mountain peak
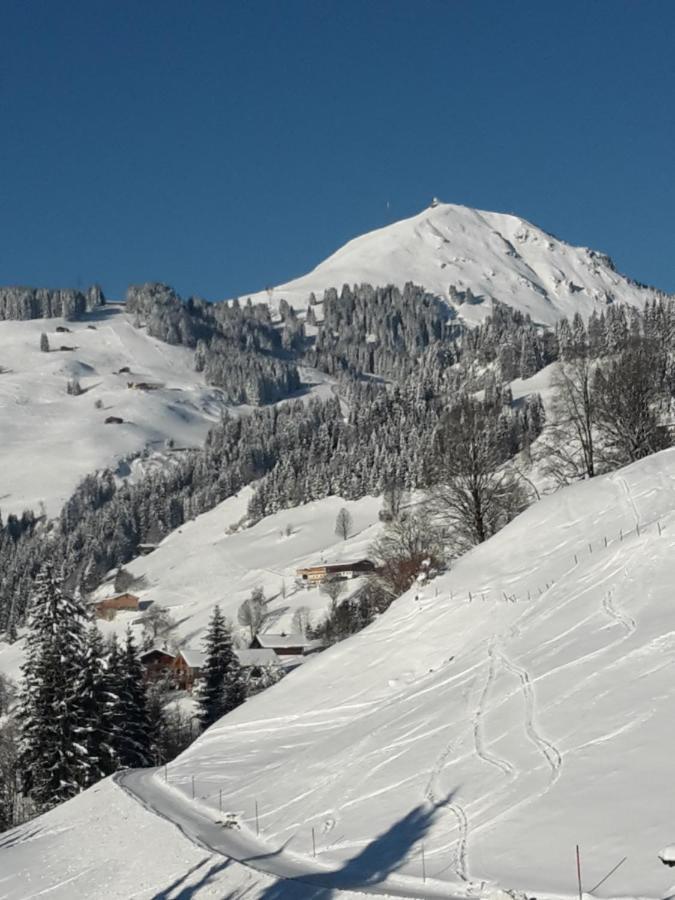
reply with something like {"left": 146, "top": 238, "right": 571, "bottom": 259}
{"left": 243, "top": 201, "right": 669, "bottom": 327}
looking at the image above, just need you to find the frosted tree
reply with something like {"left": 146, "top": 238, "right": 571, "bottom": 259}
{"left": 335, "top": 507, "right": 352, "bottom": 541}
{"left": 519, "top": 333, "right": 538, "bottom": 379}
{"left": 17, "top": 563, "right": 90, "bottom": 811}
{"left": 237, "top": 588, "right": 266, "bottom": 641}
{"left": 0, "top": 719, "right": 20, "bottom": 831}
{"left": 39, "top": 332, "right": 49, "bottom": 353}
{"left": 110, "top": 629, "right": 152, "bottom": 768}
{"left": 0, "top": 674, "right": 15, "bottom": 717}
{"left": 197, "top": 606, "right": 245, "bottom": 730}
{"left": 75, "top": 626, "right": 117, "bottom": 784}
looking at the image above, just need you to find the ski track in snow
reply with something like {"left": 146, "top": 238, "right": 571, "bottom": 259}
{"left": 601, "top": 590, "right": 637, "bottom": 635}
{"left": 497, "top": 651, "right": 562, "bottom": 782}
{"left": 447, "top": 804, "right": 470, "bottom": 882}
{"left": 423, "top": 779, "right": 470, "bottom": 884}
{"left": 471, "top": 644, "right": 514, "bottom": 776}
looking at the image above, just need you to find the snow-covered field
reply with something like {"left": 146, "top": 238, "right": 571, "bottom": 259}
{"left": 6, "top": 450, "right": 675, "bottom": 898}
{"left": 0, "top": 307, "right": 226, "bottom": 516}
{"left": 238, "top": 202, "right": 668, "bottom": 327}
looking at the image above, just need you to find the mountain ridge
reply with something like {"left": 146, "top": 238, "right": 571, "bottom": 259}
{"left": 238, "top": 202, "right": 671, "bottom": 327}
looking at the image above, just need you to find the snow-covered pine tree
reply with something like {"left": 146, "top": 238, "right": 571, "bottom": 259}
{"left": 197, "top": 605, "right": 245, "bottom": 730}
{"left": 145, "top": 679, "right": 168, "bottom": 766}
{"left": 75, "top": 626, "right": 117, "bottom": 785}
{"left": 111, "top": 629, "right": 152, "bottom": 768}
{"left": 17, "top": 563, "right": 90, "bottom": 811}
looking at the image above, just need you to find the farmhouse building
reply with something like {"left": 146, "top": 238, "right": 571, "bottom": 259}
{"left": 173, "top": 647, "right": 282, "bottom": 691}
{"left": 173, "top": 649, "right": 206, "bottom": 692}
{"left": 93, "top": 592, "right": 140, "bottom": 620}
{"left": 296, "top": 559, "right": 375, "bottom": 585}
{"left": 139, "top": 648, "right": 176, "bottom": 682}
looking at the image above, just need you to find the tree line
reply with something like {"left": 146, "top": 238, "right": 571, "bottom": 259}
{"left": 0, "top": 285, "right": 104, "bottom": 321}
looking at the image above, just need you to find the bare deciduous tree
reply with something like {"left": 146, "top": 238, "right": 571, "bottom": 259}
{"left": 382, "top": 479, "right": 406, "bottom": 520}
{"left": 140, "top": 604, "right": 177, "bottom": 646}
{"left": 291, "top": 605, "right": 311, "bottom": 635}
{"left": 335, "top": 507, "right": 353, "bottom": 541}
{"left": 593, "top": 342, "right": 671, "bottom": 467}
{"left": 428, "top": 397, "right": 527, "bottom": 551}
{"left": 371, "top": 510, "right": 444, "bottom": 598}
{"left": 320, "top": 577, "right": 346, "bottom": 605}
{"left": 237, "top": 588, "right": 266, "bottom": 641}
{"left": 540, "top": 358, "right": 596, "bottom": 486}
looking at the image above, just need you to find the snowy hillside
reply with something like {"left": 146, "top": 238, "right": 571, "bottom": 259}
{"left": 0, "top": 492, "right": 384, "bottom": 683}
{"left": 165, "top": 448, "right": 675, "bottom": 898}
{"left": 95, "top": 492, "right": 383, "bottom": 657}
{"left": 7, "top": 450, "right": 675, "bottom": 897}
{"left": 0, "top": 307, "right": 229, "bottom": 516}
{"left": 242, "top": 202, "right": 668, "bottom": 327}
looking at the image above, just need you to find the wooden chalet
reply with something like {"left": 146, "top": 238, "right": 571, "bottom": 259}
{"left": 93, "top": 592, "right": 140, "bottom": 620}
{"left": 174, "top": 647, "right": 282, "bottom": 691}
{"left": 173, "top": 649, "right": 206, "bottom": 692}
{"left": 296, "top": 559, "right": 375, "bottom": 585}
{"left": 139, "top": 648, "right": 176, "bottom": 682}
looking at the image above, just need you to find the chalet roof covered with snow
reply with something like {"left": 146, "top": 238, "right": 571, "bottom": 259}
{"left": 177, "top": 648, "right": 206, "bottom": 669}
{"left": 235, "top": 649, "right": 279, "bottom": 667}
{"left": 252, "top": 633, "right": 308, "bottom": 649}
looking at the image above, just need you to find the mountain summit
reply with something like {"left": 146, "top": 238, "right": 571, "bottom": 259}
{"left": 246, "top": 202, "right": 669, "bottom": 326}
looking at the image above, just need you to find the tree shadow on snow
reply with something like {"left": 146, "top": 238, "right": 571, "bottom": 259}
{"left": 151, "top": 855, "right": 232, "bottom": 899}
{"left": 251, "top": 791, "right": 454, "bottom": 900}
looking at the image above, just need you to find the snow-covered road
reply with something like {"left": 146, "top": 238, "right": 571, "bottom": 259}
{"left": 115, "top": 768, "right": 472, "bottom": 899}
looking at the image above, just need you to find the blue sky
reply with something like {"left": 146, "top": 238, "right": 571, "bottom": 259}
{"left": 2, "top": 0, "right": 674, "bottom": 300}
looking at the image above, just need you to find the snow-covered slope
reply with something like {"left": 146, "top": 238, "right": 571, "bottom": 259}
{"left": 98, "top": 492, "right": 383, "bottom": 651}
{"left": 7, "top": 451, "right": 675, "bottom": 897}
{"left": 0, "top": 775, "right": 368, "bottom": 899}
{"left": 0, "top": 307, "right": 229, "bottom": 516}
{"left": 0, "top": 491, "right": 384, "bottom": 683}
{"left": 243, "top": 202, "right": 668, "bottom": 327}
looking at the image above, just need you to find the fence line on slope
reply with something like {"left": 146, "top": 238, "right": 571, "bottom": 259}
{"left": 430, "top": 514, "right": 669, "bottom": 606}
